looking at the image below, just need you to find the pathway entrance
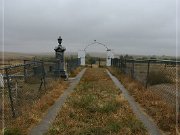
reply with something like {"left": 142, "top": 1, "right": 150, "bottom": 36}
{"left": 29, "top": 69, "right": 86, "bottom": 135}
{"left": 33, "top": 67, "right": 162, "bottom": 135}
{"left": 78, "top": 40, "right": 114, "bottom": 66}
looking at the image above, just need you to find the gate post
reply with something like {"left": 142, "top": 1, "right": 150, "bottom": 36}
{"left": 78, "top": 50, "right": 85, "bottom": 66}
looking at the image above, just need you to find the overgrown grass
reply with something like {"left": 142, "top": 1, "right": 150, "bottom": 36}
{"left": 47, "top": 68, "right": 147, "bottom": 135}
{"left": 109, "top": 67, "right": 176, "bottom": 135}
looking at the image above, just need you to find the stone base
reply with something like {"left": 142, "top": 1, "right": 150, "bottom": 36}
{"left": 54, "top": 70, "right": 68, "bottom": 79}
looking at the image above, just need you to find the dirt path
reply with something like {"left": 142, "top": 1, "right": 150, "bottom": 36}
{"left": 29, "top": 68, "right": 86, "bottom": 135}
{"left": 107, "top": 69, "right": 163, "bottom": 135}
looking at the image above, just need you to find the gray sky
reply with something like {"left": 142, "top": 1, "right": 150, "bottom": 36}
{"left": 0, "top": 0, "right": 179, "bottom": 56}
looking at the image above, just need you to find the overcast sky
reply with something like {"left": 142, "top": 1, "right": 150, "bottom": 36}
{"left": 0, "top": 0, "right": 179, "bottom": 56}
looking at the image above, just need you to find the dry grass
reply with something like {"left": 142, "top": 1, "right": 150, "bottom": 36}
{"left": 69, "top": 67, "right": 84, "bottom": 77}
{"left": 109, "top": 67, "right": 176, "bottom": 135}
{"left": 148, "top": 70, "right": 173, "bottom": 85}
{"left": 47, "top": 68, "right": 148, "bottom": 135}
{"left": 1, "top": 79, "right": 69, "bottom": 135}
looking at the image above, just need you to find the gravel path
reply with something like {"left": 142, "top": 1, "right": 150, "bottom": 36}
{"left": 107, "top": 69, "right": 163, "bottom": 135}
{"left": 29, "top": 68, "right": 86, "bottom": 135}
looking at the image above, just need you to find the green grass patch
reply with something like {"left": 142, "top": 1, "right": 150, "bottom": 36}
{"left": 4, "top": 128, "right": 21, "bottom": 135}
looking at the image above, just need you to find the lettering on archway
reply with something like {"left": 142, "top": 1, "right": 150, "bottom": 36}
{"left": 78, "top": 41, "right": 114, "bottom": 66}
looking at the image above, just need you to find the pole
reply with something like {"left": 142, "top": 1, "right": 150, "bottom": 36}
{"left": 5, "top": 68, "right": 15, "bottom": 117}
{"left": 146, "top": 60, "right": 150, "bottom": 89}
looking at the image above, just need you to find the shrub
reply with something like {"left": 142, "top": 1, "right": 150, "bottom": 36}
{"left": 148, "top": 70, "right": 172, "bottom": 85}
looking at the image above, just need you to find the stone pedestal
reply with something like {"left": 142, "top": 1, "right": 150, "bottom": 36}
{"left": 54, "top": 36, "right": 67, "bottom": 78}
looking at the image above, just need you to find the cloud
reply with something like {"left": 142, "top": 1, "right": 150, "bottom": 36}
{"left": 0, "top": 0, "right": 178, "bottom": 56}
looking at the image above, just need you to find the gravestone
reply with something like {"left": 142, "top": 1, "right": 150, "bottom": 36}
{"left": 54, "top": 36, "right": 67, "bottom": 78}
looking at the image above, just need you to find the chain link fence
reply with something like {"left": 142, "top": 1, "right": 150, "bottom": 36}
{"left": 66, "top": 58, "right": 80, "bottom": 75}
{"left": 0, "top": 58, "right": 80, "bottom": 132}
{"left": 111, "top": 58, "right": 180, "bottom": 105}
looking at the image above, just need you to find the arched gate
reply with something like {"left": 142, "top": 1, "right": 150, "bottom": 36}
{"left": 78, "top": 40, "right": 114, "bottom": 66}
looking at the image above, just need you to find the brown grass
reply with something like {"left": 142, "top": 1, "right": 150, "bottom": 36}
{"left": 1, "top": 79, "right": 69, "bottom": 135}
{"left": 109, "top": 67, "right": 176, "bottom": 135}
{"left": 68, "top": 67, "right": 84, "bottom": 77}
{"left": 47, "top": 68, "right": 148, "bottom": 135}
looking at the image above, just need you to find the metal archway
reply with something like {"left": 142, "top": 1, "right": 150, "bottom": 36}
{"left": 78, "top": 40, "right": 114, "bottom": 66}
{"left": 84, "top": 40, "right": 109, "bottom": 51}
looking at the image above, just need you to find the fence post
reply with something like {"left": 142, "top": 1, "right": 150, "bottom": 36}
{"left": 42, "top": 61, "right": 46, "bottom": 89}
{"left": 124, "top": 59, "right": 127, "bottom": 74}
{"left": 99, "top": 58, "right": 101, "bottom": 67}
{"left": 118, "top": 58, "right": 120, "bottom": 68}
{"left": 146, "top": 60, "right": 150, "bottom": 88}
{"left": 24, "top": 60, "right": 27, "bottom": 82}
{"left": 5, "top": 68, "right": 15, "bottom": 117}
{"left": 131, "top": 60, "right": 134, "bottom": 79}
{"left": 38, "top": 61, "right": 45, "bottom": 90}
{"left": 120, "top": 58, "right": 122, "bottom": 71}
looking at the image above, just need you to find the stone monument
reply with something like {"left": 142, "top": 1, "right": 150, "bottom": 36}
{"left": 54, "top": 36, "right": 67, "bottom": 78}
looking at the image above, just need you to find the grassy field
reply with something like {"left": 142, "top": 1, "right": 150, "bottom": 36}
{"left": 109, "top": 67, "right": 177, "bottom": 135}
{"left": 47, "top": 68, "right": 147, "bottom": 135}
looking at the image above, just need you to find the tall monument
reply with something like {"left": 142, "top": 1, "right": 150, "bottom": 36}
{"left": 54, "top": 36, "right": 67, "bottom": 78}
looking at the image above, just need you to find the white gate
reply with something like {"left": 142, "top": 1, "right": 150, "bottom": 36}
{"left": 106, "top": 49, "right": 114, "bottom": 66}
{"left": 78, "top": 41, "right": 114, "bottom": 66}
{"left": 78, "top": 50, "right": 85, "bottom": 66}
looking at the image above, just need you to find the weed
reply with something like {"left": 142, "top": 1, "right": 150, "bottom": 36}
{"left": 77, "top": 127, "right": 107, "bottom": 135}
{"left": 71, "top": 94, "right": 95, "bottom": 108}
{"left": 48, "top": 127, "right": 59, "bottom": 135}
{"left": 4, "top": 128, "right": 21, "bottom": 135}
{"left": 106, "top": 120, "right": 122, "bottom": 133}
{"left": 99, "top": 100, "right": 121, "bottom": 113}
{"left": 122, "top": 116, "right": 146, "bottom": 133}
{"left": 68, "top": 112, "right": 77, "bottom": 119}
